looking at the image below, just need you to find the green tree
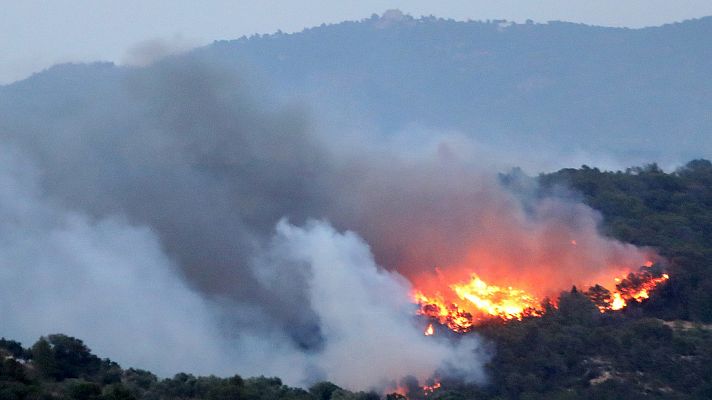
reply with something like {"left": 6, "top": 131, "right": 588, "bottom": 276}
{"left": 31, "top": 337, "right": 58, "bottom": 380}
{"left": 309, "top": 382, "right": 341, "bottom": 400}
{"left": 47, "top": 334, "right": 101, "bottom": 380}
{"left": 67, "top": 381, "right": 102, "bottom": 400}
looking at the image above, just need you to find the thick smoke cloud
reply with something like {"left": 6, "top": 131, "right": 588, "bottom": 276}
{"left": 256, "top": 220, "right": 486, "bottom": 389}
{"left": 0, "top": 148, "right": 231, "bottom": 375}
{"left": 0, "top": 57, "right": 649, "bottom": 388}
{"left": 336, "top": 157, "right": 654, "bottom": 297}
{"left": 0, "top": 146, "right": 484, "bottom": 387}
{"left": 3, "top": 60, "right": 332, "bottom": 350}
{"left": 320, "top": 135, "right": 652, "bottom": 297}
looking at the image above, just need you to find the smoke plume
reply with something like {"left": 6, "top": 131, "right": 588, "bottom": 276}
{"left": 0, "top": 57, "right": 650, "bottom": 389}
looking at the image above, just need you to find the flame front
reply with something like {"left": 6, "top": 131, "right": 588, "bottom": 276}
{"left": 415, "top": 267, "right": 669, "bottom": 332}
{"left": 414, "top": 274, "right": 543, "bottom": 332}
{"left": 390, "top": 381, "right": 442, "bottom": 399}
{"left": 452, "top": 275, "right": 543, "bottom": 320}
{"left": 594, "top": 272, "right": 670, "bottom": 312}
{"left": 422, "top": 382, "right": 441, "bottom": 396}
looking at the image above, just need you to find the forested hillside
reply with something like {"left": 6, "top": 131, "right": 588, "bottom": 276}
{"left": 197, "top": 12, "right": 712, "bottom": 164}
{"left": 4, "top": 160, "right": 712, "bottom": 400}
{"left": 540, "top": 159, "right": 712, "bottom": 322}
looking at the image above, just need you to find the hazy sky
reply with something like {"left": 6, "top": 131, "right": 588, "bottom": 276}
{"left": 2, "top": 0, "right": 712, "bottom": 85}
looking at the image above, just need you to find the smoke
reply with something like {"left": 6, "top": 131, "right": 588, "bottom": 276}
{"left": 255, "top": 220, "right": 486, "bottom": 389}
{"left": 0, "top": 148, "right": 230, "bottom": 375}
{"left": 353, "top": 164, "right": 654, "bottom": 299}
{"left": 0, "top": 147, "right": 484, "bottom": 387}
{"left": 0, "top": 57, "right": 650, "bottom": 389}
{"left": 321, "top": 136, "right": 653, "bottom": 298}
{"left": 123, "top": 36, "right": 198, "bottom": 67}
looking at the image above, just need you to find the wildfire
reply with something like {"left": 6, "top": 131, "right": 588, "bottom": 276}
{"left": 609, "top": 292, "right": 626, "bottom": 311}
{"left": 422, "top": 382, "right": 441, "bottom": 396}
{"left": 414, "top": 274, "right": 543, "bottom": 332}
{"left": 591, "top": 272, "right": 670, "bottom": 312}
{"left": 391, "top": 381, "right": 442, "bottom": 399}
{"left": 452, "top": 275, "right": 543, "bottom": 320}
{"left": 415, "top": 265, "right": 669, "bottom": 332}
{"left": 424, "top": 323, "right": 434, "bottom": 336}
{"left": 414, "top": 292, "right": 474, "bottom": 333}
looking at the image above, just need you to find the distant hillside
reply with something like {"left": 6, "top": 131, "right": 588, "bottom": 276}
{"left": 2, "top": 12, "right": 711, "bottom": 165}
{"left": 193, "top": 12, "right": 712, "bottom": 165}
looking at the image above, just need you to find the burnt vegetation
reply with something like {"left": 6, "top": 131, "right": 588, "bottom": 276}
{"left": 4, "top": 160, "right": 712, "bottom": 400}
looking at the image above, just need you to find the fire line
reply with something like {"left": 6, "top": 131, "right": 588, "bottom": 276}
{"left": 414, "top": 265, "right": 669, "bottom": 333}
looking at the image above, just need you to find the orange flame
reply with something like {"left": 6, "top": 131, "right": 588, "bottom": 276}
{"left": 422, "top": 382, "right": 441, "bottom": 396}
{"left": 414, "top": 266, "right": 669, "bottom": 332}
{"left": 424, "top": 323, "right": 434, "bottom": 336}
{"left": 452, "top": 275, "right": 543, "bottom": 320}
{"left": 594, "top": 272, "right": 670, "bottom": 312}
{"left": 609, "top": 292, "right": 626, "bottom": 311}
{"left": 414, "top": 274, "right": 543, "bottom": 332}
{"left": 414, "top": 292, "right": 474, "bottom": 333}
{"left": 389, "top": 381, "right": 442, "bottom": 399}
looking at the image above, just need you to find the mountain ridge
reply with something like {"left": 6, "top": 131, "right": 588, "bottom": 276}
{"left": 2, "top": 13, "right": 712, "bottom": 167}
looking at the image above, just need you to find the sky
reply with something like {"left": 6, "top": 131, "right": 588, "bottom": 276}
{"left": 1, "top": 0, "right": 712, "bottom": 85}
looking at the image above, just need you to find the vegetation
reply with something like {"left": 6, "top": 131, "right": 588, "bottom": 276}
{"left": 453, "top": 158, "right": 712, "bottom": 399}
{"left": 0, "top": 335, "right": 386, "bottom": 400}
{"left": 540, "top": 159, "right": 712, "bottom": 322}
{"left": 5, "top": 160, "right": 712, "bottom": 399}
{"left": 200, "top": 13, "right": 712, "bottom": 162}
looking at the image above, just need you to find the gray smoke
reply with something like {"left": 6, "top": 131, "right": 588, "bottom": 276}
{"left": 2, "top": 60, "right": 333, "bottom": 350}
{"left": 0, "top": 57, "right": 648, "bottom": 389}
{"left": 123, "top": 36, "right": 197, "bottom": 67}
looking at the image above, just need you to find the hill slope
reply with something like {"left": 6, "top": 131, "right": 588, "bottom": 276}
{"left": 2, "top": 13, "right": 712, "bottom": 166}
{"left": 197, "top": 13, "right": 712, "bottom": 165}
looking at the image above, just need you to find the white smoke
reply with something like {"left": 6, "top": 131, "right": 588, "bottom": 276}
{"left": 257, "top": 220, "right": 486, "bottom": 389}
{"left": 0, "top": 147, "right": 486, "bottom": 388}
{"left": 0, "top": 148, "right": 228, "bottom": 375}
